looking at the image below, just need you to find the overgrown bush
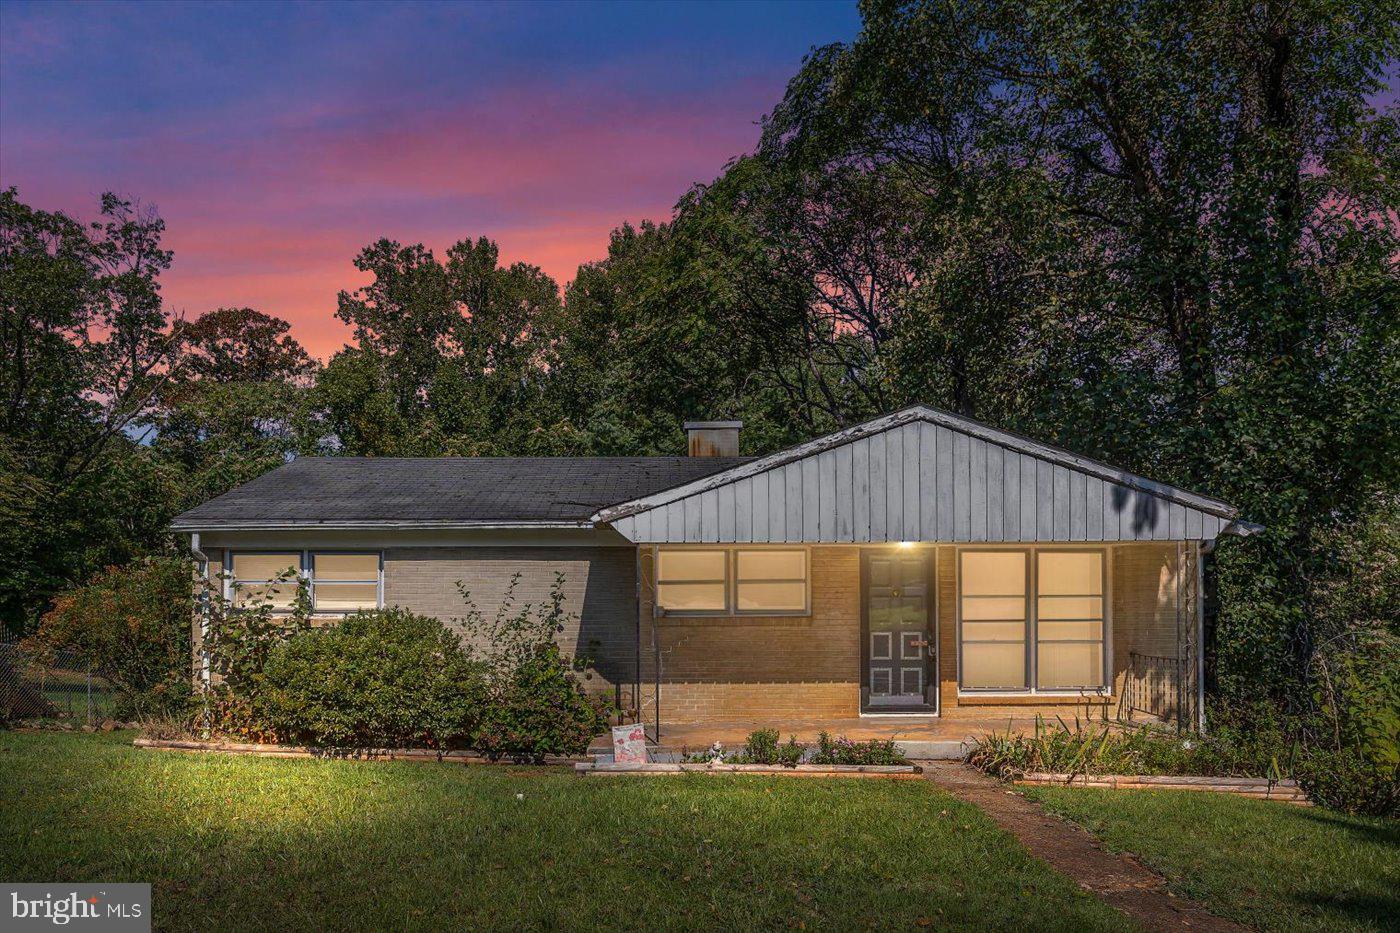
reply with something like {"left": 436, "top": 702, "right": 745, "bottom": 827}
{"left": 1294, "top": 749, "right": 1399, "bottom": 818}
{"left": 968, "top": 715, "right": 1286, "bottom": 781}
{"left": 810, "top": 732, "right": 907, "bottom": 766}
{"left": 259, "top": 609, "right": 484, "bottom": 748}
{"left": 28, "top": 557, "right": 193, "bottom": 718}
{"left": 203, "top": 569, "right": 310, "bottom": 740}
{"left": 458, "top": 573, "right": 613, "bottom": 762}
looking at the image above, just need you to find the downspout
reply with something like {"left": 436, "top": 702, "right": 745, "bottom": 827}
{"left": 190, "top": 533, "right": 211, "bottom": 689}
{"left": 633, "top": 546, "right": 642, "bottom": 727}
{"left": 1197, "top": 538, "right": 1216, "bottom": 734}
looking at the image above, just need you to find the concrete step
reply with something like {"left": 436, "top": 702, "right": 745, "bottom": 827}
{"left": 895, "top": 739, "right": 970, "bottom": 760}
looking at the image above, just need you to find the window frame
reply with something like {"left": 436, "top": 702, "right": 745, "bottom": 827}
{"left": 955, "top": 545, "right": 1111, "bottom": 696}
{"left": 956, "top": 548, "right": 1032, "bottom": 692}
{"left": 653, "top": 545, "right": 811, "bottom": 618}
{"left": 1034, "top": 549, "right": 1107, "bottom": 691}
{"left": 309, "top": 550, "right": 383, "bottom": 615}
{"left": 224, "top": 549, "right": 383, "bottom": 615}
{"left": 225, "top": 550, "right": 305, "bottom": 613}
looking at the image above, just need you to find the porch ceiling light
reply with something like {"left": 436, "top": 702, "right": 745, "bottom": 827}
{"left": 897, "top": 541, "right": 916, "bottom": 549}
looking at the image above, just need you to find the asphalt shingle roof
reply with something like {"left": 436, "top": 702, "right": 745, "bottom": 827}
{"left": 170, "top": 456, "right": 754, "bottom": 528}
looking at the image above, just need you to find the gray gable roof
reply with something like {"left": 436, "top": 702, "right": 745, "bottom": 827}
{"left": 171, "top": 456, "right": 753, "bottom": 530}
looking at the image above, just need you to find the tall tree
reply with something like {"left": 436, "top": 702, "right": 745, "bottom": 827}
{"left": 151, "top": 307, "right": 318, "bottom": 507}
{"left": 320, "top": 235, "right": 565, "bottom": 455}
{"left": 0, "top": 189, "right": 181, "bottom": 631}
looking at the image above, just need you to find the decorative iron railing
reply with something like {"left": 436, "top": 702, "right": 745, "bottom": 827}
{"left": 1121, "top": 652, "right": 1187, "bottom": 726}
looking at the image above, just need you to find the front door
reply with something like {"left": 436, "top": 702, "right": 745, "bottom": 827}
{"left": 864, "top": 550, "right": 933, "bottom": 711}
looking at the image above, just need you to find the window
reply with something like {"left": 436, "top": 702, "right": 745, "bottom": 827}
{"left": 230, "top": 553, "right": 301, "bottom": 610}
{"left": 1036, "top": 551, "right": 1104, "bottom": 689}
{"left": 654, "top": 547, "right": 810, "bottom": 615}
{"left": 311, "top": 552, "right": 380, "bottom": 612}
{"left": 957, "top": 548, "right": 1108, "bottom": 693}
{"left": 656, "top": 550, "right": 728, "bottom": 612}
{"left": 228, "top": 550, "right": 383, "bottom": 613}
{"left": 959, "top": 551, "right": 1028, "bottom": 689}
{"left": 736, "top": 549, "right": 807, "bottom": 612}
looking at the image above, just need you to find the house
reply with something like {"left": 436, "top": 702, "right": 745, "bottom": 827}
{"left": 172, "top": 405, "right": 1257, "bottom": 743}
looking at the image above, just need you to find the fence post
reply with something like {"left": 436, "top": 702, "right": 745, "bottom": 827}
{"left": 86, "top": 666, "right": 93, "bottom": 725}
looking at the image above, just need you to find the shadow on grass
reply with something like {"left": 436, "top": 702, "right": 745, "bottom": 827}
{"left": 1293, "top": 806, "right": 1400, "bottom": 848}
{"left": 1293, "top": 891, "right": 1399, "bottom": 932}
{"left": 2, "top": 732, "right": 1125, "bottom": 933}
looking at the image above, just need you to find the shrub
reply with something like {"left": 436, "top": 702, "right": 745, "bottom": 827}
{"left": 458, "top": 573, "right": 612, "bottom": 762}
{"left": 259, "top": 609, "right": 484, "bottom": 748}
{"left": 203, "top": 568, "right": 310, "bottom": 739}
{"left": 29, "top": 557, "right": 193, "bottom": 718}
{"left": 1295, "top": 748, "right": 1400, "bottom": 818}
{"left": 811, "top": 732, "right": 908, "bottom": 766}
{"left": 967, "top": 715, "right": 1284, "bottom": 780}
{"left": 740, "top": 728, "right": 804, "bottom": 766}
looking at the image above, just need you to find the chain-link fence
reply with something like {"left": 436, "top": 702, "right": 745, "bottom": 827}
{"left": 0, "top": 636, "right": 118, "bottom": 725}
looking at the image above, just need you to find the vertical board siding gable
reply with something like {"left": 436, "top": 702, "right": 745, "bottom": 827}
{"left": 611, "top": 421, "right": 1230, "bottom": 544}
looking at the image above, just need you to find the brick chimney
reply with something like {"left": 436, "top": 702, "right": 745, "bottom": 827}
{"left": 684, "top": 421, "right": 742, "bottom": 457}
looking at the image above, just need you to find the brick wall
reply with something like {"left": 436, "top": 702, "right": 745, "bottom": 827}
{"left": 383, "top": 546, "right": 638, "bottom": 703}
{"left": 192, "top": 540, "right": 1186, "bottom": 726}
{"left": 640, "top": 546, "right": 862, "bottom": 722}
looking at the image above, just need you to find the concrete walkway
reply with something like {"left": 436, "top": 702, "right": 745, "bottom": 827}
{"left": 918, "top": 761, "right": 1248, "bottom": 932}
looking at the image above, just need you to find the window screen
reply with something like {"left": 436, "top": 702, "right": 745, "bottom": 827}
{"left": 311, "top": 553, "right": 379, "bottom": 611}
{"left": 960, "top": 551, "right": 1028, "bottom": 689}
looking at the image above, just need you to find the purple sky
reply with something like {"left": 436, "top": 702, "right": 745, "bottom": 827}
{"left": 3, "top": 3, "right": 1393, "bottom": 359}
{"left": 1, "top": 0, "right": 861, "bottom": 357}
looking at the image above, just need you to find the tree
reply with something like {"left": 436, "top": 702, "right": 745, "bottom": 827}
{"left": 0, "top": 189, "right": 182, "bottom": 632}
{"left": 151, "top": 307, "right": 318, "bottom": 508}
{"left": 320, "top": 235, "right": 567, "bottom": 455}
{"left": 738, "top": 0, "right": 1400, "bottom": 716}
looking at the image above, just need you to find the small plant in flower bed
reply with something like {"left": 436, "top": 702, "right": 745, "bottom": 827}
{"left": 810, "top": 732, "right": 907, "bottom": 765}
{"left": 967, "top": 715, "right": 1286, "bottom": 781}
{"left": 685, "top": 729, "right": 805, "bottom": 765}
{"left": 684, "top": 730, "right": 910, "bottom": 766}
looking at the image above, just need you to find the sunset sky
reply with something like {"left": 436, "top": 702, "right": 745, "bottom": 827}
{"left": 0, "top": 0, "right": 861, "bottom": 358}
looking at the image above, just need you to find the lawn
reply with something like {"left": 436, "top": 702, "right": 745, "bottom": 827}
{"left": 2, "top": 731, "right": 1124, "bottom": 932}
{"left": 1023, "top": 786, "right": 1399, "bottom": 933}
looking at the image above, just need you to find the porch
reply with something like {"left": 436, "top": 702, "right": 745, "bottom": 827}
{"left": 630, "top": 541, "right": 1202, "bottom": 742}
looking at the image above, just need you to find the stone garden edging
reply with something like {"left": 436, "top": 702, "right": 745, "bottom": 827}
{"left": 1014, "top": 772, "right": 1309, "bottom": 803}
{"left": 132, "top": 736, "right": 585, "bottom": 765}
{"left": 575, "top": 761, "right": 921, "bottom": 778}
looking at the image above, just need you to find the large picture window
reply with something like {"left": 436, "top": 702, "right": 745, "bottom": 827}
{"left": 959, "top": 551, "right": 1028, "bottom": 690}
{"left": 958, "top": 548, "right": 1108, "bottom": 692}
{"left": 655, "top": 548, "right": 809, "bottom": 615}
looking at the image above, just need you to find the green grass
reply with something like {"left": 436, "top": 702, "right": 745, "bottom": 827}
{"left": 1022, "top": 786, "right": 1399, "bottom": 933}
{"left": 2, "top": 731, "right": 1125, "bottom": 932}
